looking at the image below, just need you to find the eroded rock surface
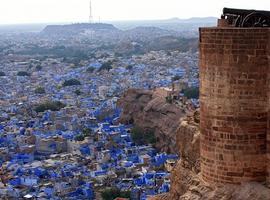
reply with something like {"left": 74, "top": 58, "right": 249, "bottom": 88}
{"left": 118, "top": 89, "right": 270, "bottom": 200}
{"left": 149, "top": 113, "right": 270, "bottom": 200}
{"left": 117, "top": 88, "right": 184, "bottom": 153}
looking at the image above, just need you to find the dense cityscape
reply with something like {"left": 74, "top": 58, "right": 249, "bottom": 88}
{"left": 1, "top": 1, "right": 270, "bottom": 200}
{"left": 0, "top": 22, "right": 200, "bottom": 200}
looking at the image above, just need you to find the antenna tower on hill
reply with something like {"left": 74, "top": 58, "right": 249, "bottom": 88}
{"left": 89, "top": 0, "right": 93, "bottom": 23}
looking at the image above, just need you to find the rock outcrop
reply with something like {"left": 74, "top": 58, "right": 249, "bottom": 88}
{"left": 149, "top": 113, "right": 270, "bottom": 200}
{"left": 118, "top": 88, "right": 270, "bottom": 199}
{"left": 117, "top": 88, "right": 185, "bottom": 153}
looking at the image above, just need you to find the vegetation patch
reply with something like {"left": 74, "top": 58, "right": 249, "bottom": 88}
{"left": 0, "top": 72, "right": 6, "bottom": 76}
{"left": 34, "top": 101, "right": 66, "bottom": 113}
{"left": 35, "top": 87, "right": 46, "bottom": 94}
{"left": 182, "top": 87, "right": 199, "bottom": 99}
{"left": 101, "top": 188, "right": 130, "bottom": 200}
{"left": 17, "top": 71, "right": 30, "bottom": 76}
{"left": 63, "top": 79, "right": 81, "bottom": 87}
{"left": 165, "top": 96, "right": 173, "bottom": 104}
{"left": 126, "top": 65, "right": 133, "bottom": 70}
{"left": 86, "top": 67, "right": 95, "bottom": 73}
{"left": 36, "top": 65, "right": 42, "bottom": 71}
{"left": 98, "top": 61, "right": 113, "bottom": 72}
{"left": 74, "top": 89, "right": 82, "bottom": 96}
{"left": 131, "top": 126, "right": 156, "bottom": 145}
{"left": 172, "top": 75, "right": 181, "bottom": 81}
{"left": 74, "top": 128, "right": 93, "bottom": 141}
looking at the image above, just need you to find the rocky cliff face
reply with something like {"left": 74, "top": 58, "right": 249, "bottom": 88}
{"left": 149, "top": 114, "right": 270, "bottom": 200}
{"left": 117, "top": 88, "right": 185, "bottom": 153}
{"left": 118, "top": 89, "right": 270, "bottom": 199}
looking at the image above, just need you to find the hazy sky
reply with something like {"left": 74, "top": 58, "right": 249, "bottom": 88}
{"left": 0, "top": 0, "right": 270, "bottom": 24}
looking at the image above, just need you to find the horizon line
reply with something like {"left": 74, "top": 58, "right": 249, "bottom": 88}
{"left": 0, "top": 16, "right": 218, "bottom": 26}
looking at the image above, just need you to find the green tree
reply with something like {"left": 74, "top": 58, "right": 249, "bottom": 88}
{"left": 36, "top": 65, "right": 42, "bottom": 71}
{"left": 82, "top": 128, "right": 93, "bottom": 137}
{"left": 86, "top": 67, "right": 95, "bottom": 73}
{"left": 74, "top": 89, "right": 82, "bottom": 96}
{"left": 98, "top": 61, "right": 113, "bottom": 72}
{"left": 74, "top": 128, "right": 93, "bottom": 141}
{"left": 28, "top": 64, "right": 34, "bottom": 69}
{"left": 131, "top": 126, "right": 156, "bottom": 145}
{"left": 34, "top": 101, "right": 66, "bottom": 113}
{"left": 0, "top": 72, "right": 6, "bottom": 76}
{"left": 101, "top": 188, "right": 130, "bottom": 200}
{"left": 165, "top": 96, "right": 173, "bottom": 104}
{"left": 114, "top": 52, "right": 123, "bottom": 57}
{"left": 74, "top": 134, "right": 85, "bottom": 141}
{"left": 63, "top": 79, "right": 81, "bottom": 87}
{"left": 167, "top": 51, "right": 172, "bottom": 56}
{"left": 35, "top": 87, "right": 46, "bottom": 94}
{"left": 126, "top": 65, "right": 133, "bottom": 70}
{"left": 182, "top": 87, "right": 199, "bottom": 99}
{"left": 17, "top": 71, "right": 30, "bottom": 76}
{"left": 172, "top": 75, "right": 181, "bottom": 81}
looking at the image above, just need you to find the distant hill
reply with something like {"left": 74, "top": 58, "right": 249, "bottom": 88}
{"left": 125, "top": 26, "right": 176, "bottom": 34}
{"left": 147, "top": 35, "right": 198, "bottom": 52}
{"left": 112, "top": 17, "right": 217, "bottom": 37}
{"left": 112, "top": 17, "right": 217, "bottom": 28}
{"left": 0, "top": 24, "right": 47, "bottom": 33}
{"left": 163, "top": 17, "right": 217, "bottom": 24}
{"left": 123, "top": 26, "right": 178, "bottom": 41}
{"left": 41, "top": 23, "right": 120, "bottom": 36}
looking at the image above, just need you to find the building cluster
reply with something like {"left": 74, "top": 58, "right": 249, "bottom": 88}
{"left": 1, "top": 119, "right": 178, "bottom": 199}
{"left": 0, "top": 48, "right": 198, "bottom": 199}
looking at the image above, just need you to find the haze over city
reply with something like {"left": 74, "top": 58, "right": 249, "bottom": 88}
{"left": 0, "top": 0, "right": 270, "bottom": 24}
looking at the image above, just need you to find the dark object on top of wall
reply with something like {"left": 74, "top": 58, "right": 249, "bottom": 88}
{"left": 222, "top": 7, "right": 270, "bottom": 27}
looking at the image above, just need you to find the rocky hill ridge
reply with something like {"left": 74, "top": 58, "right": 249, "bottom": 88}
{"left": 41, "top": 23, "right": 119, "bottom": 36}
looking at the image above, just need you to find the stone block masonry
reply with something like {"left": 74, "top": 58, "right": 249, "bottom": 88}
{"left": 199, "top": 27, "right": 270, "bottom": 184}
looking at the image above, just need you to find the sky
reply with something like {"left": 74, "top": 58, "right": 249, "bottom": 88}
{"left": 0, "top": 0, "right": 269, "bottom": 25}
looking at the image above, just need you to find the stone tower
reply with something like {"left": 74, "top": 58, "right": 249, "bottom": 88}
{"left": 199, "top": 9, "right": 270, "bottom": 184}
